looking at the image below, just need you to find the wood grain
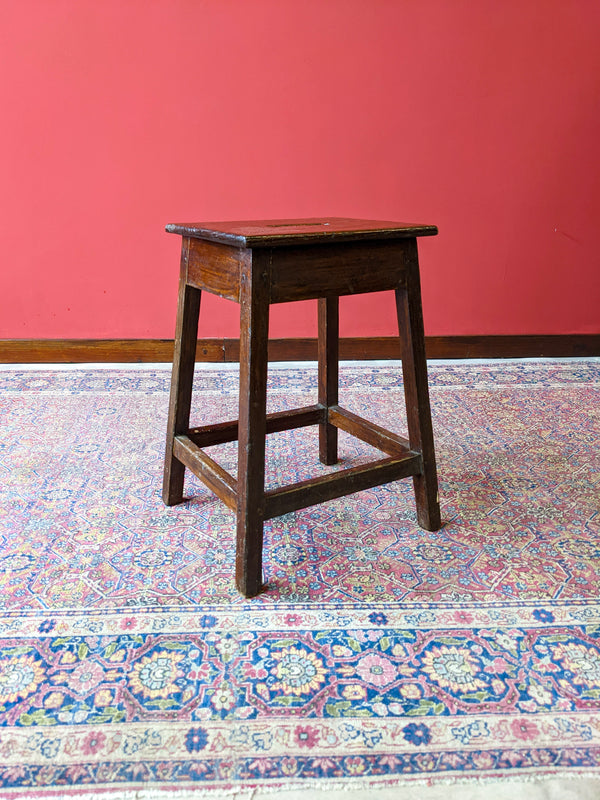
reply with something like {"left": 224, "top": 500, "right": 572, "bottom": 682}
{"left": 162, "top": 242, "right": 201, "bottom": 506}
{"left": 268, "top": 241, "right": 408, "bottom": 303}
{"left": 166, "top": 217, "right": 437, "bottom": 248}
{"left": 235, "top": 249, "right": 270, "bottom": 598}
{"left": 264, "top": 453, "right": 422, "bottom": 519}
{"left": 395, "top": 240, "right": 441, "bottom": 531}
{"left": 328, "top": 405, "right": 410, "bottom": 456}
{"left": 318, "top": 297, "right": 339, "bottom": 465}
{"left": 186, "top": 237, "right": 247, "bottom": 301}
{"left": 173, "top": 435, "right": 237, "bottom": 511}
{"left": 2, "top": 335, "right": 598, "bottom": 363}
{"left": 187, "top": 405, "right": 325, "bottom": 448}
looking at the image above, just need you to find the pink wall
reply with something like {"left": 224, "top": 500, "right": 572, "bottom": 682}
{"left": 1, "top": 0, "right": 599, "bottom": 340}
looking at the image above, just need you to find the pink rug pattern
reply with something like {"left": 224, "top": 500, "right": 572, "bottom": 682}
{"left": 0, "top": 360, "right": 598, "bottom": 794}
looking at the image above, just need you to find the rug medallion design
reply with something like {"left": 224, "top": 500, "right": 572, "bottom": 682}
{"left": 0, "top": 360, "right": 599, "bottom": 796}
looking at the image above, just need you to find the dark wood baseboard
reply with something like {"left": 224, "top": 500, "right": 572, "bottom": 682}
{"left": 0, "top": 335, "right": 598, "bottom": 364}
{"left": 425, "top": 335, "right": 600, "bottom": 359}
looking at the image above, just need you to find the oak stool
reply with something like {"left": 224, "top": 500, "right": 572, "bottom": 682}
{"left": 163, "top": 218, "right": 441, "bottom": 597}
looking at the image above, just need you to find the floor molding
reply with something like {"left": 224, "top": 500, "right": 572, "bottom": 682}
{"left": 0, "top": 335, "right": 598, "bottom": 363}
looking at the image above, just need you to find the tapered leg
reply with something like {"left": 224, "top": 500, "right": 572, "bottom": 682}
{"left": 162, "top": 242, "right": 201, "bottom": 506}
{"left": 236, "top": 255, "right": 270, "bottom": 598}
{"left": 318, "top": 296, "right": 339, "bottom": 465}
{"left": 395, "top": 240, "right": 441, "bottom": 531}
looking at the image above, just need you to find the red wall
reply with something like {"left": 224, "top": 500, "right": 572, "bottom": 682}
{"left": 1, "top": 0, "right": 599, "bottom": 340}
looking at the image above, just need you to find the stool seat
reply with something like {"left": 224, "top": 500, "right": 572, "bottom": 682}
{"left": 163, "top": 217, "right": 441, "bottom": 598}
{"left": 166, "top": 217, "right": 437, "bottom": 246}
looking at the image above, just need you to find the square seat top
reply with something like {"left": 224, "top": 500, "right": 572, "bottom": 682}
{"left": 165, "top": 217, "right": 437, "bottom": 247}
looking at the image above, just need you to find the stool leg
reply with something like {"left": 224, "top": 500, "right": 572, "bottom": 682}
{"left": 163, "top": 260, "right": 201, "bottom": 506}
{"left": 318, "top": 296, "right": 339, "bottom": 465}
{"left": 395, "top": 241, "right": 441, "bottom": 531}
{"left": 236, "top": 259, "right": 270, "bottom": 598}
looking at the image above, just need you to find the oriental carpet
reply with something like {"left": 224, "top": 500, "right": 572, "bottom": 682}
{"left": 0, "top": 359, "right": 599, "bottom": 798}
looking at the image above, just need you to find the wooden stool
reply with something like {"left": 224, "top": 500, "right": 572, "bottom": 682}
{"left": 163, "top": 218, "right": 441, "bottom": 598}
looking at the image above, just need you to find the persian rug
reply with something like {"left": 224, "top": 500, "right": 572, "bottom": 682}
{"left": 0, "top": 359, "right": 599, "bottom": 799}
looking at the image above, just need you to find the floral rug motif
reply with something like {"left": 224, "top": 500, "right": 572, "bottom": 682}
{"left": 0, "top": 360, "right": 599, "bottom": 796}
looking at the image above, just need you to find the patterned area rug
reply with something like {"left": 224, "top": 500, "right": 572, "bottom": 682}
{"left": 0, "top": 360, "right": 599, "bottom": 798}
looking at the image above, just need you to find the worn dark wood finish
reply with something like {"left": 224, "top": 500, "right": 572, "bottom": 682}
{"left": 163, "top": 217, "right": 442, "bottom": 598}
{"left": 424, "top": 335, "right": 600, "bottom": 359}
{"left": 166, "top": 217, "right": 437, "bottom": 247}
{"left": 0, "top": 338, "right": 219, "bottom": 363}
{"left": 328, "top": 405, "right": 410, "bottom": 456}
{"left": 318, "top": 297, "right": 339, "bottom": 465}
{"left": 186, "top": 237, "right": 248, "bottom": 302}
{"left": 264, "top": 453, "right": 422, "bottom": 520}
{"left": 230, "top": 333, "right": 600, "bottom": 360}
{"left": 395, "top": 240, "right": 441, "bottom": 532}
{"left": 3, "top": 334, "right": 599, "bottom": 363}
{"left": 268, "top": 241, "right": 408, "bottom": 302}
{"left": 235, "top": 250, "right": 271, "bottom": 598}
{"left": 188, "top": 405, "right": 325, "bottom": 449}
{"left": 173, "top": 435, "right": 237, "bottom": 511}
{"left": 162, "top": 241, "right": 201, "bottom": 506}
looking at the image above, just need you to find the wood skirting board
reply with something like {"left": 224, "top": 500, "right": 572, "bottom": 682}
{"left": 0, "top": 336, "right": 599, "bottom": 363}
